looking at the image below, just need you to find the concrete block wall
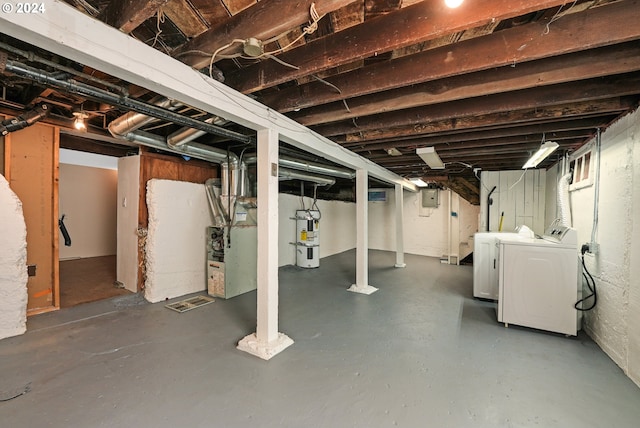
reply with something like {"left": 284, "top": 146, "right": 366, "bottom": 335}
{"left": 559, "top": 108, "right": 640, "bottom": 387}
{"left": 0, "top": 175, "right": 28, "bottom": 340}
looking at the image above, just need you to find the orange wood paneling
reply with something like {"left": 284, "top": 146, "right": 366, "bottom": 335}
{"left": 7, "top": 123, "right": 59, "bottom": 314}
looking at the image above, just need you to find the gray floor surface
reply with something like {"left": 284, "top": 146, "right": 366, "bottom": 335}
{"left": 1, "top": 250, "right": 639, "bottom": 427}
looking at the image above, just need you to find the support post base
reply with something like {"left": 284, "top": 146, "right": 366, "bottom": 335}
{"left": 347, "top": 284, "right": 379, "bottom": 295}
{"left": 394, "top": 263, "right": 406, "bottom": 268}
{"left": 237, "top": 332, "right": 294, "bottom": 360}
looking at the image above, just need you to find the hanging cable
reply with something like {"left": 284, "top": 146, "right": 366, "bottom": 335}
{"left": 201, "top": 2, "right": 324, "bottom": 77}
{"left": 543, "top": 0, "right": 579, "bottom": 35}
{"left": 575, "top": 250, "right": 597, "bottom": 311}
{"left": 312, "top": 183, "right": 322, "bottom": 220}
{"left": 151, "top": 7, "right": 166, "bottom": 48}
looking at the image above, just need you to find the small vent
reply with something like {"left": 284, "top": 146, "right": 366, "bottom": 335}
{"left": 165, "top": 295, "right": 215, "bottom": 313}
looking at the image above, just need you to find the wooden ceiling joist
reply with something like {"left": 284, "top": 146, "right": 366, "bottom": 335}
{"left": 99, "top": 0, "right": 170, "bottom": 34}
{"left": 349, "top": 119, "right": 605, "bottom": 152}
{"left": 261, "top": 0, "right": 640, "bottom": 112}
{"left": 342, "top": 99, "right": 631, "bottom": 143}
{"left": 293, "top": 42, "right": 640, "bottom": 126}
{"left": 226, "top": 0, "right": 570, "bottom": 93}
{"left": 173, "top": 0, "right": 356, "bottom": 68}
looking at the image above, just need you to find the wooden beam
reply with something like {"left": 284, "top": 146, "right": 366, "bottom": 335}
{"left": 226, "top": 0, "right": 572, "bottom": 93}
{"left": 163, "top": 0, "right": 209, "bottom": 38}
{"left": 173, "top": 0, "right": 355, "bottom": 68}
{"left": 260, "top": 0, "right": 640, "bottom": 111}
{"left": 313, "top": 84, "right": 639, "bottom": 138}
{"left": 293, "top": 42, "right": 640, "bottom": 126}
{"left": 99, "top": 0, "right": 170, "bottom": 34}
{"left": 349, "top": 119, "right": 604, "bottom": 152}
{"left": 343, "top": 99, "right": 631, "bottom": 143}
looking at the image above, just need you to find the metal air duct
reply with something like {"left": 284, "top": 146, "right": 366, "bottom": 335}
{"left": 279, "top": 168, "right": 335, "bottom": 187}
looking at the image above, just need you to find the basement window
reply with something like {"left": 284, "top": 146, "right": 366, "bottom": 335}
{"left": 569, "top": 144, "right": 594, "bottom": 191}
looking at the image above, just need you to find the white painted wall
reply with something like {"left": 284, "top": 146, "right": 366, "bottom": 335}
{"left": 117, "top": 156, "right": 141, "bottom": 292}
{"left": 0, "top": 175, "right": 28, "bottom": 340}
{"left": 480, "top": 169, "right": 547, "bottom": 234}
{"left": 58, "top": 163, "right": 117, "bottom": 260}
{"left": 368, "top": 188, "right": 479, "bottom": 259}
{"left": 559, "top": 109, "right": 640, "bottom": 387}
{"left": 144, "top": 179, "right": 212, "bottom": 303}
{"left": 59, "top": 148, "right": 118, "bottom": 170}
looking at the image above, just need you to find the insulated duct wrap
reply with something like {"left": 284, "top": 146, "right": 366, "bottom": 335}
{"left": 557, "top": 172, "right": 573, "bottom": 227}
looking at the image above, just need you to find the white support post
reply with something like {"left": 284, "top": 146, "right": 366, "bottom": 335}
{"left": 394, "top": 184, "right": 406, "bottom": 268}
{"left": 348, "top": 169, "right": 378, "bottom": 295}
{"left": 237, "top": 128, "right": 293, "bottom": 360}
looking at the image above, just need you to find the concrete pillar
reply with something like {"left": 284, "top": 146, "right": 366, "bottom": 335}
{"left": 394, "top": 184, "right": 406, "bottom": 268}
{"left": 237, "top": 128, "right": 293, "bottom": 359}
{"left": 348, "top": 169, "right": 378, "bottom": 295}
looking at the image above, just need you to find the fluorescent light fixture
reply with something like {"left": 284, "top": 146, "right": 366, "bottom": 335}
{"left": 386, "top": 148, "right": 403, "bottom": 156}
{"left": 416, "top": 146, "right": 445, "bottom": 169}
{"left": 410, "top": 178, "right": 429, "bottom": 187}
{"left": 445, "top": 0, "right": 464, "bottom": 8}
{"left": 522, "top": 141, "right": 559, "bottom": 169}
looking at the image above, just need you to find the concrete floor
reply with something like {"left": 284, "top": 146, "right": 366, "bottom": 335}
{"left": 1, "top": 250, "right": 639, "bottom": 427}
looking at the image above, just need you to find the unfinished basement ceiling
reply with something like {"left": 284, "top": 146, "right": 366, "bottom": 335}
{"left": 1, "top": 0, "right": 640, "bottom": 204}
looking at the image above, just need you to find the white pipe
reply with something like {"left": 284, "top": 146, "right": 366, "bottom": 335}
{"left": 591, "top": 128, "right": 602, "bottom": 249}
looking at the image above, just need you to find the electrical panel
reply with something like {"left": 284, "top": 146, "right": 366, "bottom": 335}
{"left": 421, "top": 188, "right": 439, "bottom": 208}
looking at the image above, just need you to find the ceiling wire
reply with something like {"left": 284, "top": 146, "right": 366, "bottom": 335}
{"left": 543, "top": 0, "right": 579, "bottom": 35}
{"left": 151, "top": 7, "right": 166, "bottom": 49}
{"left": 190, "top": 2, "right": 325, "bottom": 80}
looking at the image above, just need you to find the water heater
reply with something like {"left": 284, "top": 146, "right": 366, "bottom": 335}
{"left": 296, "top": 209, "right": 320, "bottom": 268}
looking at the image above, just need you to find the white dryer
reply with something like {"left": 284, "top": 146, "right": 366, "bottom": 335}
{"left": 496, "top": 225, "right": 581, "bottom": 336}
{"left": 473, "top": 226, "right": 534, "bottom": 300}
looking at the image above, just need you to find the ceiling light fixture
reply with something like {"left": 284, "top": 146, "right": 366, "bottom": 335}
{"left": 445, "top": 0, "right": 464, "bottom": 8}
{"left": 417, "top": 146, "right": 445, "bottom": 169}
{"left": 522, "top": 141, "right": 559, "bottom": 169}
{"left": 72, "top": 111, "right": 88, "bottom": 131}
{"left": 410, "top": 178, "right": 430, "bottom": 187}
{"left": 387, "top": 148, "right": 403, "bottom": 156}
{"left": 243, "top": 37, "right": 264, "bottom": 57}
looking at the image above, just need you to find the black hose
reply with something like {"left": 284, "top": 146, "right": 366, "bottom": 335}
{"left": 486, "top": 185, "right": 496, "bottom": 231}
{"left": 575, "top": 254, "right": 597, "bottom": 311}
{"left": 58, "top": 215, "right": 72, "bottom": 247}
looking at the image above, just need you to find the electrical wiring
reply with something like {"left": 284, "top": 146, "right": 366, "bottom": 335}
{"left": 312, "top": 183, "right": 322, "bottom": 220}
{"left": 508, "top": 168, "right": 527, "bottom": 190}
{"left": 200, "top": 3, "right": 325, "bottom": 79}
{"left": 575, "top": 253, "right": 597, "bottom": 311}
{"left": 151, "top": 8, "right": 166, "bottom": 48}
{"left": 543, "top": 0, "right": 579, "bottom": 35}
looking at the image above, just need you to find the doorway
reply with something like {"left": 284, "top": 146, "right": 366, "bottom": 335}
{"left": 58, "top": 149, "right": 131, "bottom": 308}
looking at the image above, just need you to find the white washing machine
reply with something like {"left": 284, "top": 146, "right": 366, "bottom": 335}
{"left": 473, "top": 226, "right": 534, "bottom": 300}
{"left": 496, "top": 225, "right": 581, "bottom": 336}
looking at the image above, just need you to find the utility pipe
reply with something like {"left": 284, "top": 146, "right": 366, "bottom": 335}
{"left": 4, "top": 59, "right": 251, "bottom": 143}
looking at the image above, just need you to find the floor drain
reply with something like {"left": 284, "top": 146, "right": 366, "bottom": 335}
{"left": 165, "top": 295, "right": 215, "bottom": 313}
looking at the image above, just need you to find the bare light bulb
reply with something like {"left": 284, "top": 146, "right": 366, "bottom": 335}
{"left": 73, "top": 112, "right": 87, "bottom": 131}
{"left": 445, "top": 0, "right": 464, "bottom": 8}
